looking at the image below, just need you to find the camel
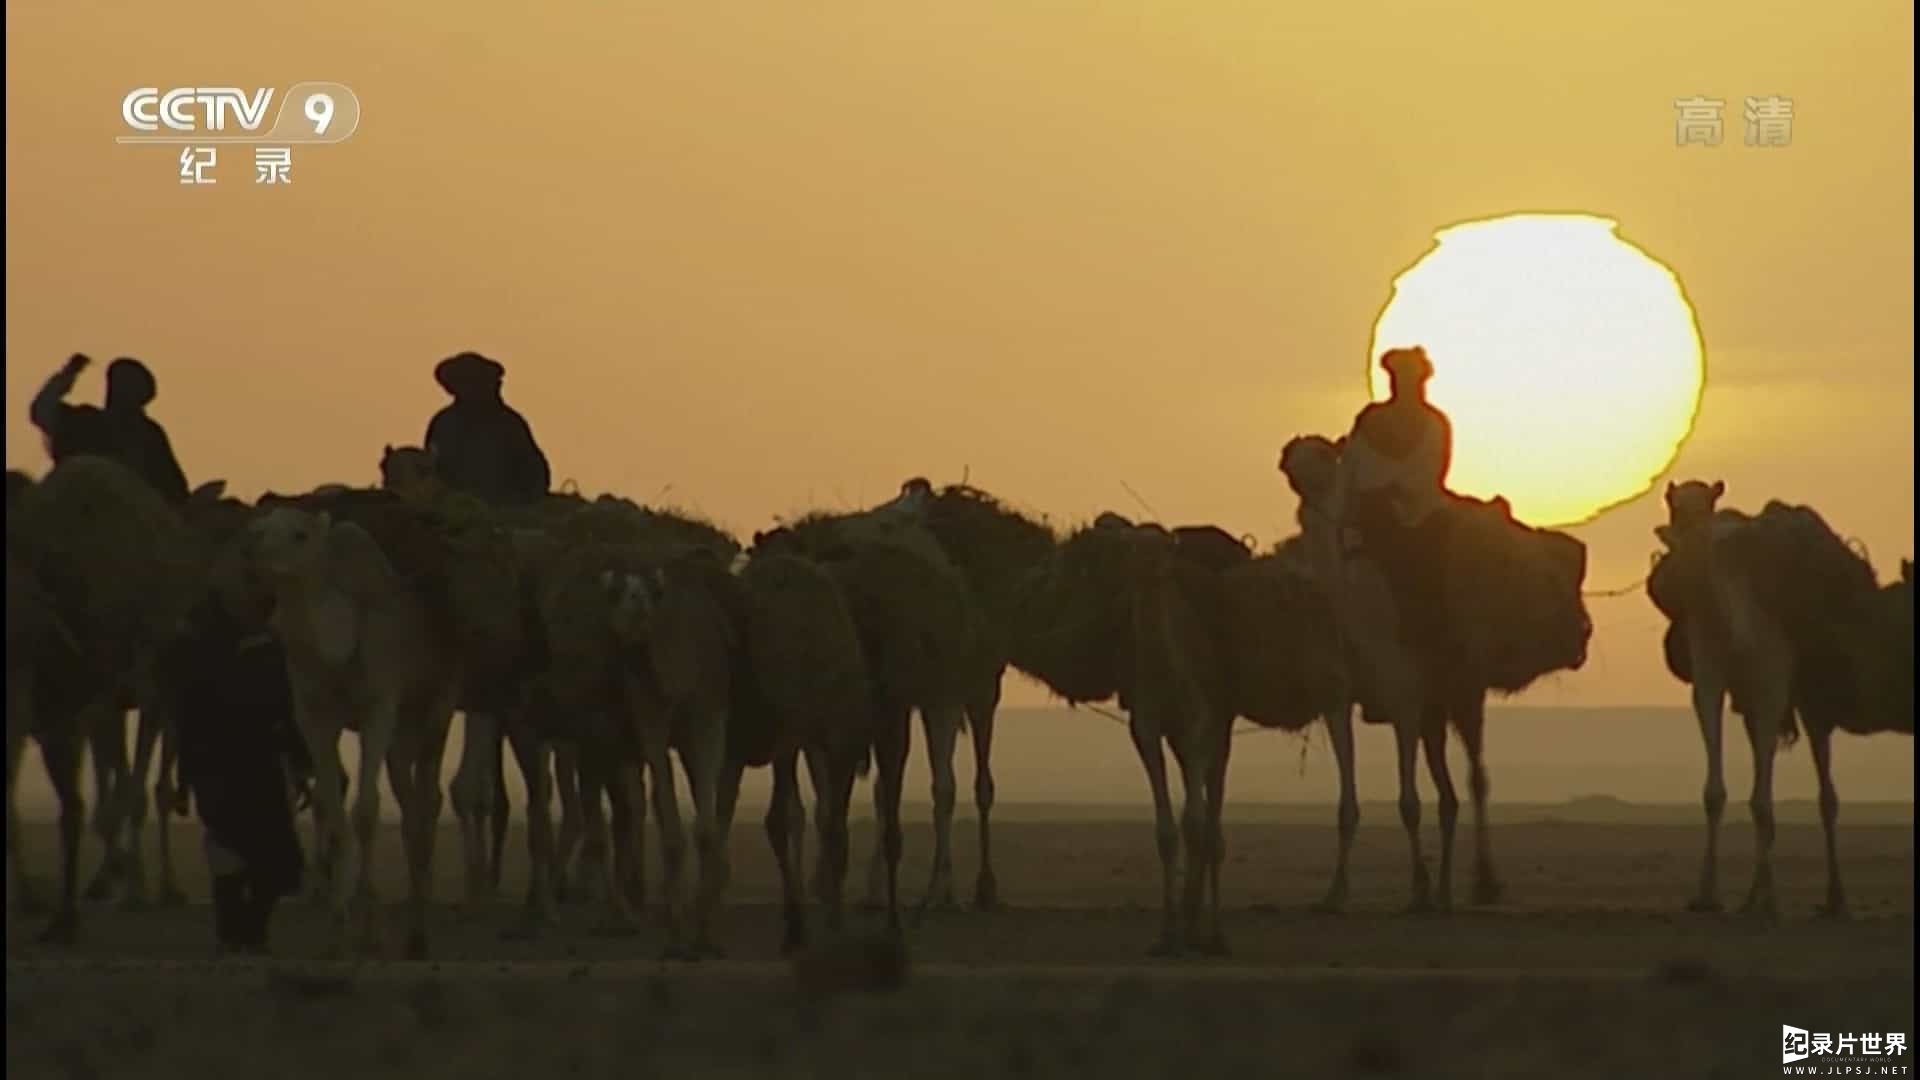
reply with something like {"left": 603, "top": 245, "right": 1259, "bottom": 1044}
{"left": 861, "top": 479, "right": 1059, "bottom": 914}
{"left": 6, "top": 475, "right": 224, "bottom": 921}
{"left": 378, "top": 444, "right": 520, "bottom": 905}
{"left": 511, "top": 497, "right": 742, "bottom": 948}
{"left": 1011, "top": 517, "right": 1234, "bottom": 954}
{"left": 93, "top": 482, "right": 247, "bottom": 913}
{"left": 245, "top": 503, "right": 462, "bottom": 957}
{"left": 755, "top": 506, "right": 983, "bottom": 939}
{"left": 382, "top": 447, "right": 649, "bottom": 919}
{"left": 730, "top": 545, "right": 874, "bottom": 951}
{"left": 6, "top": 457, "right": 206, "bottom": 943}
{"left": 601, "top": 551, "right": 745, "bottom": 958}
{"left": 1648, "top": 479, "right": 1752, "bottom": 912}
{"left": 1650, "top": 479, "right": 1912, "bottom": 916}
{"left": 1011, "top": 509, "right": 1352, "bottom": 953}
{"left": 5, "top": 548, "right": 101, "bottom": 941}
{"left": 1279, "top": 435, "right": 1591, "bottom": 912}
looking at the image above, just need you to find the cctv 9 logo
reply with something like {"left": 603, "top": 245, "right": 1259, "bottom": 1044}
{"left": 117, "top": 82, "right": 362, "bottom": 144}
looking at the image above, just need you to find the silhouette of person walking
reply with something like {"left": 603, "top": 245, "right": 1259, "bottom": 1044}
{"left": 163, "top": 595, "right": 305, "bottom": 955}
{"left": 1325, "top": 346, "right": 1458, "bottom": 650}
{"left": 29, "top": 353, "right": 190, "bottom": 504}
{"left": 424, "top": 352, "right": 551, "bottom": 506}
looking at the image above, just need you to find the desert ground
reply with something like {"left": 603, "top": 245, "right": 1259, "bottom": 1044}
{"left": 6, "top": 811, "right": 1914, "bottom": 1079}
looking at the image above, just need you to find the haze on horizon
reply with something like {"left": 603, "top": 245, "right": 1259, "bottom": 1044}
{"left": 5, "top": 2, "right": 1913, "bottom": 722}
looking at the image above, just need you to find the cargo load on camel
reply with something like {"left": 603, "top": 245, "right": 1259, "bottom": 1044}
{"left": 1012, "top": 515, "right": 1349, "bottom": 730}
{"left": 758, "top": 508, "right": 982, "bottom": 713}
{"left": 1709, "top": 501, "right": 1906, "bottom": 730}
{"left": 255, "top": 487, "right": 528, "bottom": 676}
{"left": 1711, "top": 501, "right": 1880, "bottom": 659}
{"left": 1221, "top": 554, "right": 1348, "bottom": 729}
{"left": 1439, "top": 494, "right": 1592, "bottom": 694}
{"left": 1009, "top": 517, "right": 1144, "bottom": 707}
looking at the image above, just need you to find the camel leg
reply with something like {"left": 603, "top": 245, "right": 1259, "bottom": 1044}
{"left": 1197, "top": 721, "right": 1232, "bottom": 955}
{"left": 915, "top": 704, "right": 963, "bottom": 918}
{"left": 405, "top": 700, "right": 454, "bottom": 959}
{"left": 684, "top": 746, "right": 740, "bottom": 958}
{"left": 553, "top": 745, "right": 587, "bottom": 902}
{"left": 384, "top": 736, "right": 425, "bottom": 959}
{"left": 501, "top": 722, "right": 556, "bottom": 938}
{"left": 1807, "top": 722, "right": 1847, "bottom": 918}
{"left": 292, "top": 701, "right": 351, "bottom": 936}
{"left": 450, "top": 710, "right": 499, "bottom": 904}
{"left": 299, "top": 748, "right": 345, "bottom": 908}
{"left": 818, "top": 745, "right": 862, "bottom": 933}
{"left": 593, "top": 757, "right": 641, "bottom": 937}
{"left": 6, "top": 727, "right": 37, "bottom": 919}
{"left": 767, "top": 750, "right": 808, "bottom": 952}
{"left": 37, "top": 728, "right": 86, "bottom": 945}
{"left": 643, "top": 729, "right": 688, "bottom": 950}
{"left": 1419, "top": 712, "right": 1458, "bottom": 914}
{"left": 347, "top": 697, "right": 401, "bottom": 953}
{"left": 781, "top": 749, "right": 806, "bottom": 903}
{"left": 1315, "top": 704, "right": 1359, "bottom": 913}
{"left": 82, "top": 707, "right": 129, "bottom": 903}
{"left": 1128, "top": 711, "right": 1181, "bottom": 956}
{"left": 1173, "top": 740, "right": 1212, "bottom": 952}
{"left": 152, "top": 715, "right": 187, "bottom": 906}
{"left": 873, "top": 705, "right": 912, "bottom": 938}
{"left": 7, "top": 676, "right": 48, "bottom": 918}
{"left": 1453, "top": 697, "right": 1502, "bottom": 905}
{"left": 862, "top": 760, "right": 887, "bottom": 911}
{"left": 968, "top": 685, "right": 1001, "bottom": 911}
{"left": 574, "top": 755, "right": 611, "bottom": 908}
{"left": 803, "top": 745, "right": 835, "bottom": 908}
{"left": 1392, "top": 706, "right": 1432, "bottom": 913}
{"left": 1740, "top": 689, "right": 1786, "bottom": 919}
{"left": 489, "top": 729, "right": 511, "bottom": 895}
{"left": 615, "top": 758, "right": 648, "bottom": 915}
{"left": 115, "top": 703, "right": 167, "bottom": 911}
{"left": 1686, "top": 651, "right": 1729, "bottom": 913}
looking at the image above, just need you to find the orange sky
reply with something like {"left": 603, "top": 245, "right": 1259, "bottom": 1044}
{"left": 6, "top": 1, "right": 1914, "bottom": 711}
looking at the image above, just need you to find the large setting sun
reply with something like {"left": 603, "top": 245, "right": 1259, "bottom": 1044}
{"left": 1368, "top": 214, "right": 1705, "bottom": 527}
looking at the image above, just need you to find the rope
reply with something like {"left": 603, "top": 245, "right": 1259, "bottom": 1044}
{"left": 1069, "top": 702, "right": 1304, "bottom": 740}
{"left": 1582, "top": 575, "right": 1649, "bottom": 599}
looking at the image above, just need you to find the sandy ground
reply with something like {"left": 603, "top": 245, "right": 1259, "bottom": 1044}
{"left": 7, "top": 818, "right": 1914, "bottom": 1079}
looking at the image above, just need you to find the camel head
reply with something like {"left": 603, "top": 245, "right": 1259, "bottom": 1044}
{"left": 380, "top": 444, "right": 442, "bottom": 502}
{"left": 247, "top": 506, "right": 333, "bottom": 581}
{"left": 205, "top": 526, "right": 277, "bottom": 630}
{"left": 1278, "top": 435, "right": 1341, "bottom": 505}
{"left": 601, "top": 565, "right": 669, "bottom": 640}
{"left": 1663, "top": 479, "right": 1724, "bottom": 534}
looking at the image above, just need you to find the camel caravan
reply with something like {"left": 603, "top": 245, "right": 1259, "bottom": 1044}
{"left": 4, "top": 347, "right": 1913, "bottom": 961}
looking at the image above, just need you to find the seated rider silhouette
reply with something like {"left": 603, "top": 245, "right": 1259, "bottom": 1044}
{"left": 423, "top": 352, "right": 552, "bottom": 507}
{"left": 29, "top": 353, "right": 191, "bottom": 505}
{"left": 1324, "top": 346, "right": 1458, "bottom": 654}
